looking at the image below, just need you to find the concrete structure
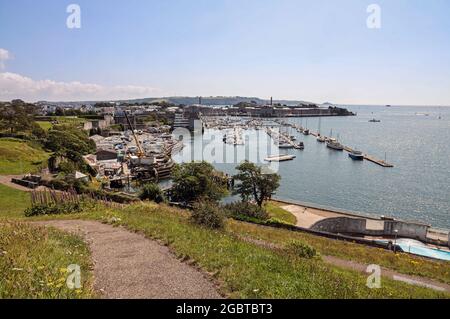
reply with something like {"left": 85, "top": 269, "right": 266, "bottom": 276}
{"left": 311, "top": 217, "right": 434, "bottom": 243}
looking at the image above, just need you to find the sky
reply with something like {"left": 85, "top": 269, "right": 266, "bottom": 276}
{"left": 1, "top": 0, "right": 450, "bottom": 105}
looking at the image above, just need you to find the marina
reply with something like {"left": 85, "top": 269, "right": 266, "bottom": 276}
{"left": 176, "top": 105, "right": 450, "bottom": 230}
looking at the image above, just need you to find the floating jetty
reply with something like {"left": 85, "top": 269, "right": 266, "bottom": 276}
{"left": 277, "top": 120, "right": 394, "bottom": 168}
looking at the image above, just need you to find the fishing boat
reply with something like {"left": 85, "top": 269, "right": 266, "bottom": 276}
{"left": 317, "top": 135, "right": 326, "bottom": 143}
{"left": 349, "top": 150, "right": 364, "bottom": 160}
{"left": 326, "top": 138, "right": 344, "bottom": 151}
{"left": 303, "top": 129, "right": 310, "bottom": 135}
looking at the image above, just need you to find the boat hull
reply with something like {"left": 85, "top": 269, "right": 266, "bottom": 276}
{"left": 349, "top": 153, "right": 364, "bottom": 160}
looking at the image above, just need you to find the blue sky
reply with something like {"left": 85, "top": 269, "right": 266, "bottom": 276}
{"left": 1, "top": 0, "right": 450, "bottom": 104}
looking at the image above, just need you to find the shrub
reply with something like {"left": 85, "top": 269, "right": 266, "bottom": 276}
{"left": 285, "top": 240, "right": 318, "bottom": 259}
{"left": 223, "top": 201, "right": 269, "bottom": 221}
{"left": 139, "top": 183, "right": 166, "bottom": 203}
{"left": 190, "top": 201, "right": 224, "bottom": 229}
{"left": 24, "top": 202, "right": 83, "bottom": 217}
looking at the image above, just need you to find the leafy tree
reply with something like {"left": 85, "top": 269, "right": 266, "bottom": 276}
{"left": 139, "top": 183, "right": 166, "bottom": 203}
{"left": 171, "top": 162, "right": 228, "bottom": 203}
{"left": 233, "top": 161, "right": 281, "bottom": 207}
{"left": 45, "top": 125, "right": 96, "bottom": 174}
{"left": 0, "top": 99, "right": 38, "bottom": 133}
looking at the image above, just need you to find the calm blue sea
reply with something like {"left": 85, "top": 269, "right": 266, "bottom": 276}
{"left": 173, "top": 105, "right": 450, "bottom": 229}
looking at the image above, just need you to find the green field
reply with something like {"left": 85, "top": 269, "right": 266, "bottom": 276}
{"left": 0, "top": 184, "right": 30, "bottom": 219}
{"left": 36, "top": 121, "right": 53, "bottom": 130}
{"left": 0, "top": 222, "right": 94, "bottom": 298}
{"left": 0, "top": 138, "right": 50, "bottom": 175}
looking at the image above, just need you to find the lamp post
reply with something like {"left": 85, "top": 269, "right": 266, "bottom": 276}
{"left": 393, "top": 229, "right": 399, "bottom": 253}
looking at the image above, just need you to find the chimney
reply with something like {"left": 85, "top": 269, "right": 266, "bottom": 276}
{"left": 270, "top": 97, "right": 273, "bottom": 106}
{"left": 199, "top": 96, "right": 202, "bottom": 105}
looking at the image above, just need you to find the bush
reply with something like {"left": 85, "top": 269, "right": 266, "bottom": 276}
{"left": 190, "top": 201, "right": 224, "bottom": 229}
{"left": 285, "top": 240, "right": 318, "bottom": 259}
{"left": 24, "top": 202, "right": 83, "bottom": 217}
{"left": 223, "top": 201, "right": 269, "bottom": 221}
{"left": 139, "top": 183, "right": 166, "bottom": 203}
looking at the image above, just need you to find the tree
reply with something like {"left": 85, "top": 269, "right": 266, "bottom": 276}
{"left": 45, "top": 125, "right": 96, "bottom": 174}
{"left": 171, "top": 162, "right": 228, "bottom": 203}
{"left": 233, "top": 161, "right": 281, "bottom": 207}
{"left": 0, "top": 99, "right": 38, "bottom": 133}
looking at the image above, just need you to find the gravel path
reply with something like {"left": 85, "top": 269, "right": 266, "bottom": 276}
{"left": 34, "top": 220, "right": 222, "bottom": 299}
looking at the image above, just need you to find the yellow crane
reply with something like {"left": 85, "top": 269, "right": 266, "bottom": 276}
{"left": 123, "top": 110, "right": 145, "bottom": 158}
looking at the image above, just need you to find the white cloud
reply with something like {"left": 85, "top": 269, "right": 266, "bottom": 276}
{"left": 0, "top": 72, "right": 161, "bottom": 102}
{"left": 0, "top": 48, "right": 11, "bottom": 69}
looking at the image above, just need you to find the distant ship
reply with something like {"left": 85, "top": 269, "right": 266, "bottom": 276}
{"left": 369, "top": 118, "right": 381, "bottom": 123}
{"left": 349, "top": 150, "right": 364, "bottom": 161}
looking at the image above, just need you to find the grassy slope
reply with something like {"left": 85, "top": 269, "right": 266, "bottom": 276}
{"left": 0, "top": 138, "right": 50, "bottom": 175}
{"left": 265, "top": 201, "right": 297, "bottom": 225}
{"left": 33, "top": 202, "right": 444, "bottom": 299}
{"left": 0, "top": 222, "right": 94, "bottom": 298}
{"left": 0, "top": 184, "right": 30, "bottom": 219}
{"left": 229, "top": 220, "right": 450, "bottom": 285}
{"left": 0, "top": 185, "right": 448, "bottom": 298}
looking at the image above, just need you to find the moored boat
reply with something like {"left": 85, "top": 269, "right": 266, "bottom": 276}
{"left": 349, "top": 150, "right": 364, "bottom": 160}
{"left": 326, "top": 138, "right": 344, "bottom": 151}
{"left": 264, "top": 154, "right": 296, "bottom": 162}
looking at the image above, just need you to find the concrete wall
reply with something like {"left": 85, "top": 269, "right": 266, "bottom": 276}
{"left": 384, "top": 221, "right": 429, "bottom": 241}
{"left": 311, "top": 217, "right": 431, "bottom": 242}
{"left": 311, "top": 217, "right": 366, "bottom": 234}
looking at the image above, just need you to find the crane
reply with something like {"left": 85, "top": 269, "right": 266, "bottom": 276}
{"left": 123, "top": 110, "right": 145, "bottom": 158}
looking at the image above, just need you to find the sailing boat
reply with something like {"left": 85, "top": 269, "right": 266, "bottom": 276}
{"left": 327, "top": 131, "right": 344, "bottom": 150}
{"left": 317, "top": 118, "right": 326, "bottom": 142}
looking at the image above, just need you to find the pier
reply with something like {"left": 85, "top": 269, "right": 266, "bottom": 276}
{"left": 277, "top": 120, "right": 394, "bottom": 168}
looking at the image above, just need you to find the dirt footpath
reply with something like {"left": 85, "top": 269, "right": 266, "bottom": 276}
{"left": 34, "top": 220, "right": 222, "bottom": 299}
